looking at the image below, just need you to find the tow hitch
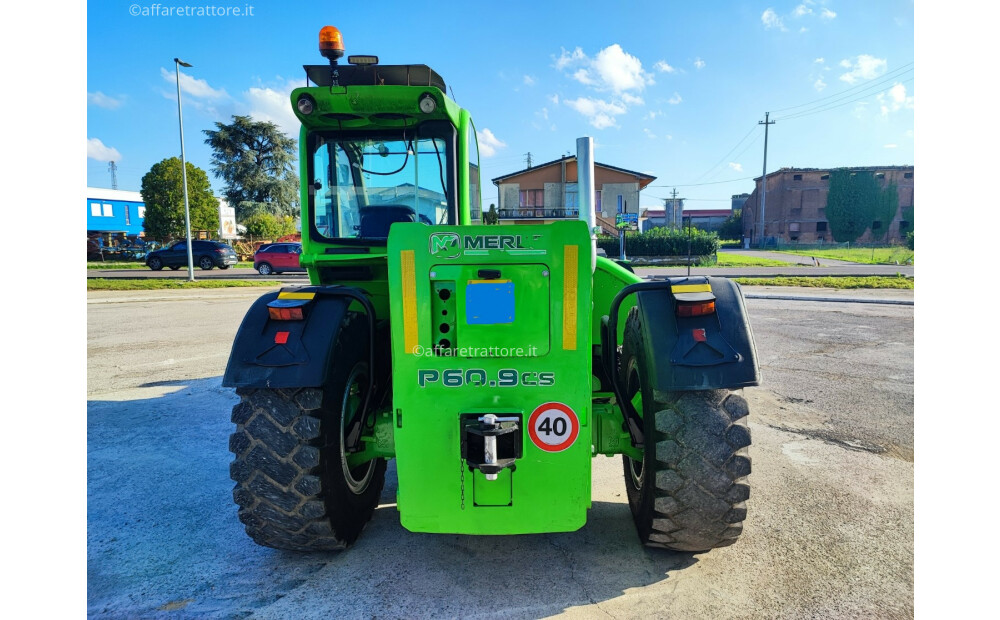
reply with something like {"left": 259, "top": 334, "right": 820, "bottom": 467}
{"left": 460, "top": 414, "right": 522, "bottom": 479}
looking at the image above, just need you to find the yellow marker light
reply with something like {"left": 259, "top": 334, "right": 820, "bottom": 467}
{"left": 319, "top": 26, "right": 345, "bottom": 61}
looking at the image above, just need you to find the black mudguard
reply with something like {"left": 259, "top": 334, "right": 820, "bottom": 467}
{"left": 634, "top": 277, "right": 760, "bottom": 393}
{"left": 222, "top": 286, "right": 364, "bottom": 389}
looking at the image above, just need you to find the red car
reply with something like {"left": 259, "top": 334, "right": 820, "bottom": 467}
{"left": 253, "top": 242, "right": 305, "bottom": 275}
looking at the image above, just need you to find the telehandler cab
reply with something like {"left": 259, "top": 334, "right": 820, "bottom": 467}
{"left": 223, "top": 26, "right": 759, "bottom": 553}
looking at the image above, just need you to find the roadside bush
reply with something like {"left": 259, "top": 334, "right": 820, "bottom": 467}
{"left": 906, "top": 231, "right": 914, "bottom": 250}
{"left": 241, "top": 212, "right": 296, "bottom": 240}
{"left": 598, "top": 226, "right": 719, "bottom": 257}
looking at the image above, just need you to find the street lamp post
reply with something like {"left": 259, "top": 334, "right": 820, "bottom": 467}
{"left": 174, "top": 57, "right": 195, "bottom": 281}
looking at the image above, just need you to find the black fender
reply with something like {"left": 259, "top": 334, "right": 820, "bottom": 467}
{"left": 222, "top": 285, "right": 373, "bottom": 390}
{"left": 602, "top": 276, "right": 760, "bottom": 447}
{"left": 633, "top": 277, "right": 759, "bottom": 393}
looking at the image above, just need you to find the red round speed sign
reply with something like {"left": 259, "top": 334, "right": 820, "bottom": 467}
{"left": 527, "top": 402, "right": 579, "bottom": 452}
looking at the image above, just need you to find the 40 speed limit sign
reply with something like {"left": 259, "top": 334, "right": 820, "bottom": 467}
{"left": 527, "top": 402, "right": 580, "bottom": 452}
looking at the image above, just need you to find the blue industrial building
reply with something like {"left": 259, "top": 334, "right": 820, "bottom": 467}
{"left": 87, "top": 187, "right": 146, "bottom": 238}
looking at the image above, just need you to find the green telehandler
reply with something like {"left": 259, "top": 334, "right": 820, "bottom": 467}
{"left": 223, "top": 25, "right": 759, "bottom": 553}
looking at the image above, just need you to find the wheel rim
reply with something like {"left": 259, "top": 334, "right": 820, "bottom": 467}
{"left": 340, "top": 365, "right": 375, "bottom": 494}
{"left": 625, "top": 361, "right": 645, "bottom": 491}
{"left": 260, "top": 264, "right": 271, "bottom": 275}
{"left": 150, "top": 258, "right": 161, "bottom": 269}
{"left": 199, "top": 257, "right": 212, "bottom": 269}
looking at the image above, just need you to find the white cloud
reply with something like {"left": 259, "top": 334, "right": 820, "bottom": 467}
{"left": 729, "top": 162, "right": 743, "bottom": 172}
{"left": 762, "top": 8, "right": 786, "bottom": 30}
{"left": 556, "top": 43, "right": 653, "bottom": 93}
{"left": 694, "top": 57, "right": 705, "bottom": 70}
{"left": 87, "top": 138, "right": 121, "bottom": 162}
{"left": 799, "top": 27, "right": 808, "bottom": 33}
{"left": 820, "top": 8, "right": 837, "bottom": 20}
{"left": 564, "top": 96, "right": 627, "bottom": 129}
{"left": 548, "top": 93, "right": 560, "bottom": 105}
{"left": 668, "top": 92, "right": 683, "bottom": 105}
{"left": 664, "top": 134, "right": 673, "bottom": 140}
{"left": 88, "top": 91, "right": 122, "bottom": 109}
{"left": 477, "top": 128, "right": 507, "bottom": 157}
{"left": 839, "top": 55, "right": 887, "bottom": 84}
{"left": 554, "top": 47, "right": 586, "bottom": 70}
{"left": 644, "top": 128, "right": 657, "bottom": 139}
{"left": 884, "top": 144, "right": 898, "bottom": 148}
{"left": 877, "top": 82, "right": 914, "bottom": 117}
{"left": 814, "top": 77, "right": 827, "bottom": 91}
{"left": 160, "top": 66, "right": 228, "bottom": 99}
{"left": 244, "top": 78, "right": 300, "bottom": 138}
{"left": 793, "top": 4, "right": 812, "bottom": 17}
{"left": 620, "top": 92, "right": 645, "bottom": 106}
{"left": 572, "top": 68, "right": 596, "bottom": 86}
{"left": 654, "top": 60, "right": 676, "bottom": 73}
{"left": 814, "top": 57, "right": 825, "bottom": 64}
{"left": 644, "top": 111, "right": 661, "bottom": 120}
{"left": 523, "top": 75, "right": 536, "bottom": 86}
{"left": 592, "top": 44, "right": 653, "bottom": 92}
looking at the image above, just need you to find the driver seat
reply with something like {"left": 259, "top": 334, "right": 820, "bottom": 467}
{"left": 359, "top": 205, "right": 417, "bottom": 238}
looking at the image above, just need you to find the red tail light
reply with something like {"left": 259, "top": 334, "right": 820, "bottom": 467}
{"left": 268, "top": 307, "right": 304, "bottom": 321}
{"left": 676, "top": 300, "right": 716, "bottom": 317}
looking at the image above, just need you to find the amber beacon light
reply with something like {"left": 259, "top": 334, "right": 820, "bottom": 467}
{"left": 319, "top": 26, "right": 345, "bottom": 61}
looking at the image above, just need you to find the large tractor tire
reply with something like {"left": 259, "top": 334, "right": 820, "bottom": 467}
{"left": 619, "top": 307, "right": 751, "bottom": 552}
{"left": 228, "top": 317, "right": 385, "bottom": 551}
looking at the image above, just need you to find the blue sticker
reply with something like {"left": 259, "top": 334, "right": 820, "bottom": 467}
{"left": 466, "top": 280, "right": 515, "bottom": 324}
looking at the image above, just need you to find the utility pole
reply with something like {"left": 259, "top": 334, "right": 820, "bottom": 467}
{"left": 758, "top": 112, "right": 775, "bottom": 249}
{"left": 524, "top": 152, "right": 533, "bottom": 169}
{"left": 108, "top": 161, "right": 118, "bottom": 190}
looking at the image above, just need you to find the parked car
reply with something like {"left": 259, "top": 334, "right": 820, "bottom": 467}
{"left": 253, "top": 242, "right": 304, "bottom": 275}
{"left": 146, "top": 240, "right": 238, "bottom": 271}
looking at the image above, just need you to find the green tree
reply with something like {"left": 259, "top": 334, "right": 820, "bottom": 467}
{"left": 825, "top": 169, "right": 879, "bottom": 243}
{"left": 242, "top": 212, "right": 297, "bottom": 239}
{"left": 483, "top": 204, "right": 499, "bottom": 225}
{"left": 140, "top": 157, "right": 219, "bottom": 240}
{"left": 871, "top": 181, "right": 899, "bottom": 242}
{"left": 203, "top": 115, "right": 299, "bottom": 222}
{"left": 718, "top": 208, "right": 743, "bottom": 240}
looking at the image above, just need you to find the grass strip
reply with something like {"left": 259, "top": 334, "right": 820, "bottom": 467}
{"left": 773, "top": 247, "right": 913, "bottom": 265}
{"left": 732, "top": 275, "right": 913, "bottom": 289}
{"left": 88, "top": 278, "right": 281, "bottom": 291}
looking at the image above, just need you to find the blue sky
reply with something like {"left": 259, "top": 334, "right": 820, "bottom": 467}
{"left": 86, "top": 0, "right": 913, "bottom": 212}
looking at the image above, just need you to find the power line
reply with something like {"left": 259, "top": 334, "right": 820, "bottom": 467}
{"left": 693, "top": 125, "right": 759, "bottom": 183}
{"left": 770, "top": 62, "right": 914, "bottom": 113}
{"left": 776, "top": 75, "right": 914, "bottom": 121}
{"left": 649, "top": 175, "right": 755, "bottom": 188}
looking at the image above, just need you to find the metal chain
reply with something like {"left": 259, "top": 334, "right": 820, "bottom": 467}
{"left": 459, "top": 458, "right": 465, "bottom": 510}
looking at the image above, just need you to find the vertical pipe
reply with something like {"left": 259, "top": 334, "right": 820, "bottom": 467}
{"left": 576, "top": 137, "right": 597, "bottom": 272}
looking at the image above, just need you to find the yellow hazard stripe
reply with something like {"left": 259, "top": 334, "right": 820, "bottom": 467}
{"left": 671, "top": 283, "right": 712, "bottom": 293}
{"left": 401, "top": 250, "right": 419, "bottom": 354}
{"left": 563, "top": 245, "right": 578, "bottom": 350}
{"left": 466, "top": 279, "right": 512, "bottom": 285}
{"left": 277, "top": 292, "right": 316, "bottom": 300}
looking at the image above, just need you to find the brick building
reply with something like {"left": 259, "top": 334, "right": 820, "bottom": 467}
{"left": 491, "top": 155, "right": 655, "bottom": 234}
{"left": 742, "top": 166, "right": 914, "bottom": 245}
